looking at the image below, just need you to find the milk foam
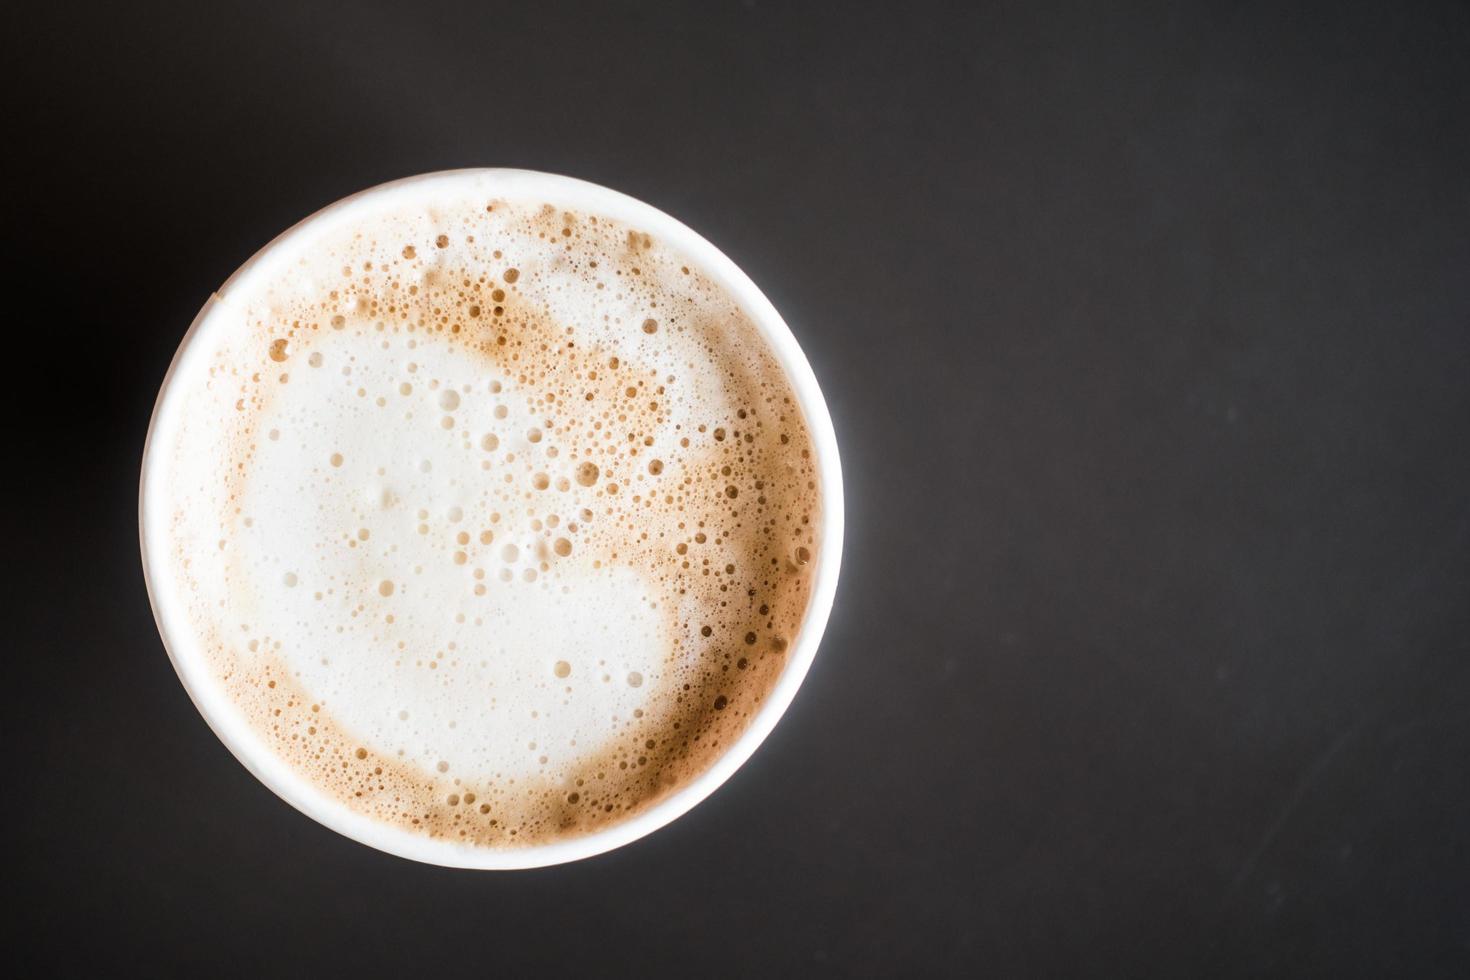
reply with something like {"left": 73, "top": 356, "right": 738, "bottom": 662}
{"left": 152, "top": 190, "right": 821, "bottom": 846}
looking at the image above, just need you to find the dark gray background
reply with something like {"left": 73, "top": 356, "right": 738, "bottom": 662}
{"left": 8, "top": 0, "right": 1469, "bottom": 976}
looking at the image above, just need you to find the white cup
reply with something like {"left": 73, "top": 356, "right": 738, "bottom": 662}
{"left": 139, "top": 169, "right": 844, "bottom": 868}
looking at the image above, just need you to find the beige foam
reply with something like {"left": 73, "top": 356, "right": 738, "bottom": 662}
{"left": 153, "top": 196, "right": 821, "bottom": 846}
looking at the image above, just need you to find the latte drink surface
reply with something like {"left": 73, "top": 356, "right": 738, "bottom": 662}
{"left": 143, "top": 173, "right": 827, "bottom": 857}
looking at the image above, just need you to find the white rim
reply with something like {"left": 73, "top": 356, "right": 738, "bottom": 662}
{"left": 139, "top": 169, "right": 844, "bottom": 868}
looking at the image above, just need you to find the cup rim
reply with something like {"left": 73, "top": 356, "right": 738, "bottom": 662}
{"left": 138, "top": 168, "right": 844, "bottom": 869}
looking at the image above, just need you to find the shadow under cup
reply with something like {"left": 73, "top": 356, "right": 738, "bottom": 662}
{"left": 140, "top": 169, "right": 843, "bottom": 868}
